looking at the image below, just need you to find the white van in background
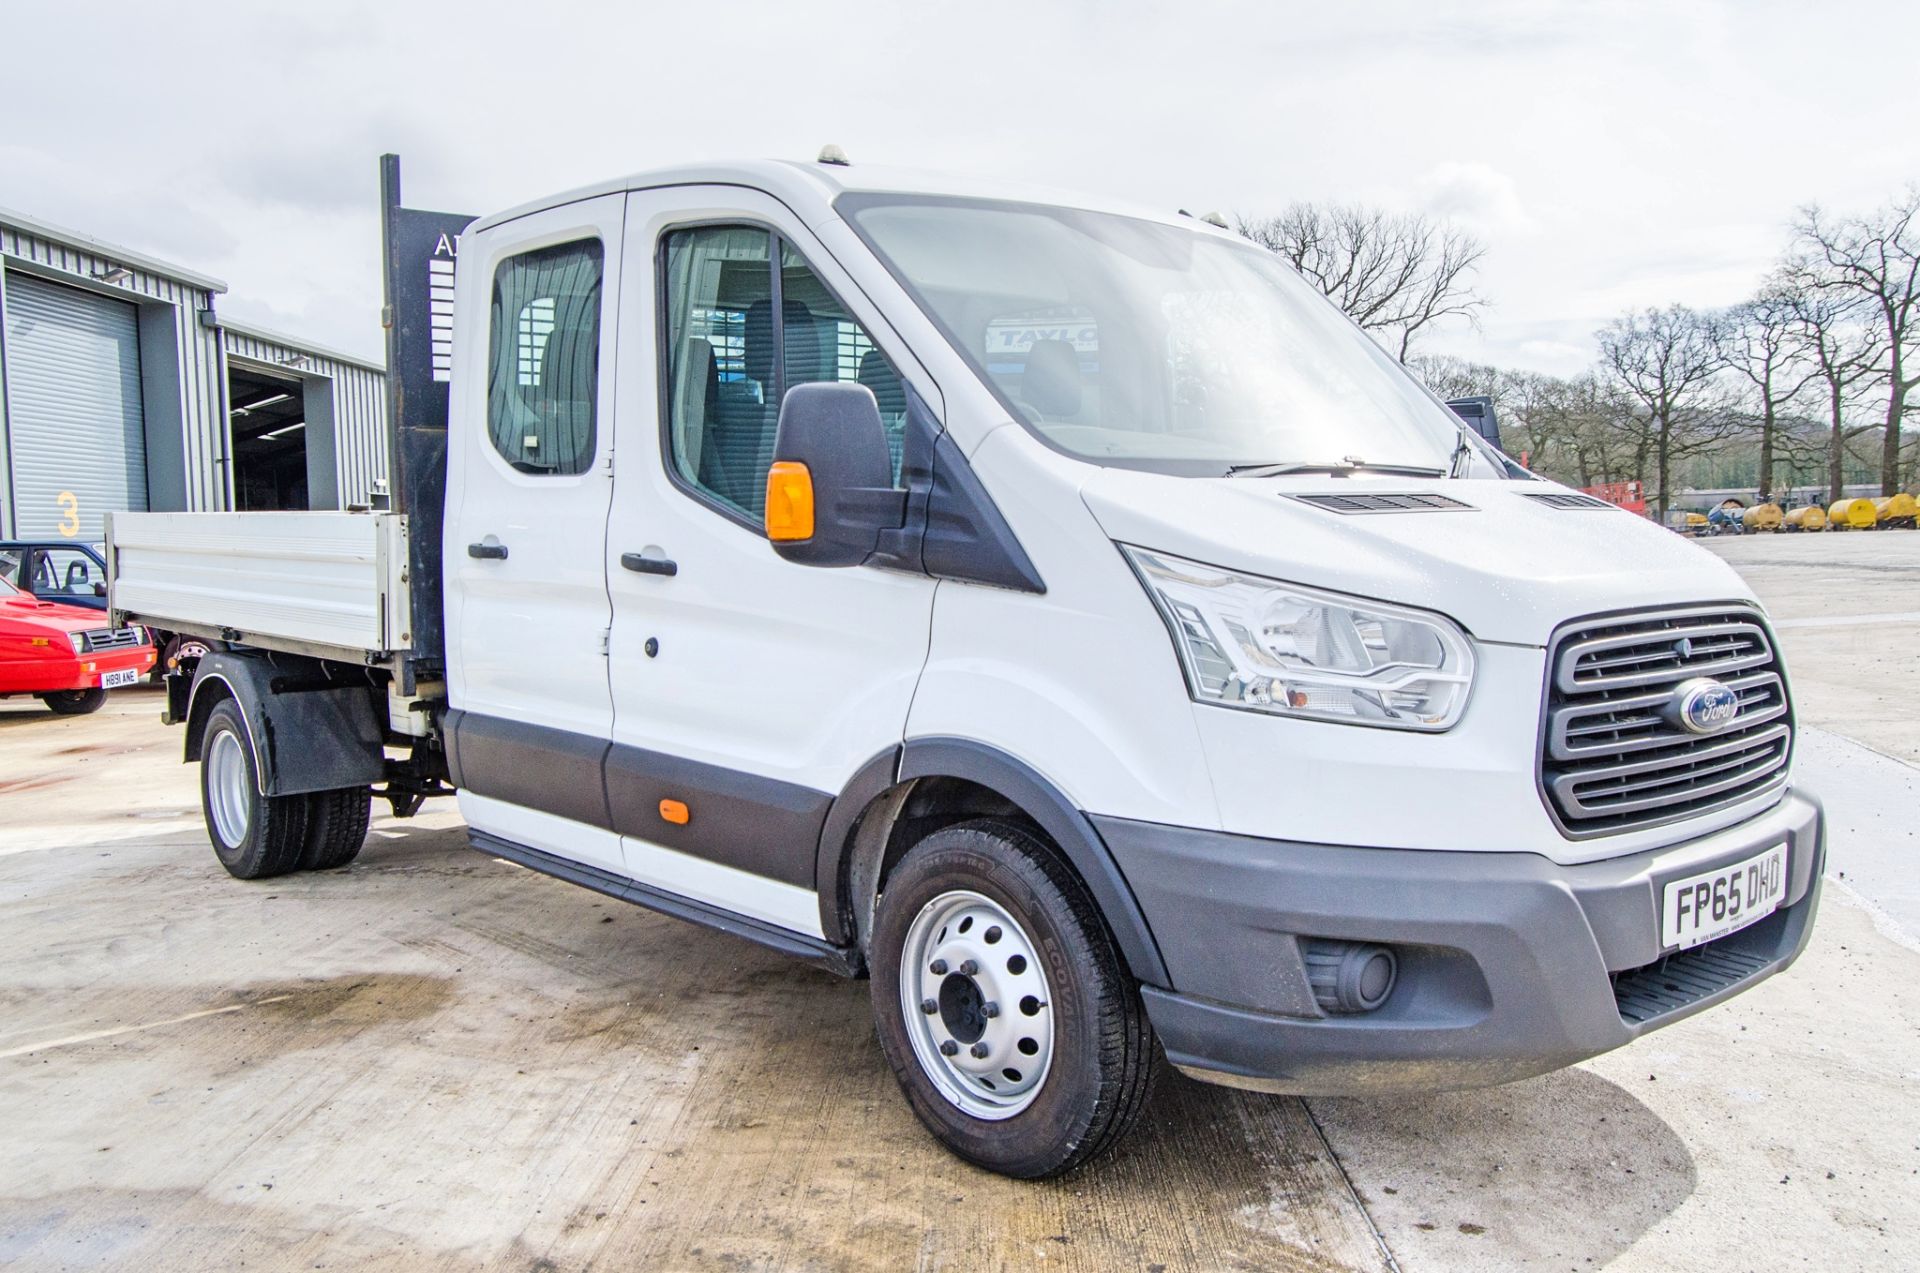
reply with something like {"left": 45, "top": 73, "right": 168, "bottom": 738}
{"left": 109, "top": 154, "right": 1822, "bottom": 1178}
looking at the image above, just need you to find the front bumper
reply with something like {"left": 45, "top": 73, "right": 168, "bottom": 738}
{"left": 1098, "top": 789, "right": 1824, "bottom": 1095}
{"left": 0, "top": 645, "right": 153, "bottom": 694}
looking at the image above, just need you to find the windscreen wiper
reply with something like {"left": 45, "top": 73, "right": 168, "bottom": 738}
{"left": 1448, "top": 432, "right": 1475, "bottom": 479}
{"left": 1225, "top": 457, "right": 1448, "bottom": 479}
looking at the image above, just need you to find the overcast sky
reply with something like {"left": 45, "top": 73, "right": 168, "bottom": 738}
{"left": 6, "top": 0, "right": 1916, "bottom": 374}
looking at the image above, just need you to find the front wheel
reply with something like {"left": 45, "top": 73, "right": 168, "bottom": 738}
{"left": 39, "top": 688, "right": 107, "bottom": 715}
{"left": 201, "top": 700, "right": 308, "bottom": 880}
{"left": 870, "top": 819, "right": 1159, "bottom": 1178}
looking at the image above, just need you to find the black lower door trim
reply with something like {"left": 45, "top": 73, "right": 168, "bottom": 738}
{"left": 603, "top": 740, "right": 831, "bottom": 887}
{"left": 447, "top": 709, "right": 830, "bottom": 888}
{"left": 447, "top": 709, "right": 611, "bottom": 829}
{"left": 471, "top": 830, "right": 856, "bottom": 976}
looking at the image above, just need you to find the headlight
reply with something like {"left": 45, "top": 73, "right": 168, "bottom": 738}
{"left": 1123, "top": 546, "right": 1475, "bottom": 731}
{"left": 67, "top": 632, "right": 87, "bottom": 654}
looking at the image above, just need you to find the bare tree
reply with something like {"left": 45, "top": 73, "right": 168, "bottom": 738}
{"left": 1716, "top": 278, "right": 1821, "bottom": 500}
{"left": 1597, "top": 306, "right": 1733, "bottom": 521}
{"left": 1794, "top": 192, "right": 1920, "bottom": 495}
{"left": 1406, "top": 352, "right": 1501, "bottom": 403}
{"left": 1502, "top": 371, "right": 1582, "bottom": 475}
{"left": 1504, "top": 372, "right": 1642, "bottom": 488}
{"left": 1238, "top": 205, "right": 1487, "bottom": 360}
{"left": 1784, "top": 283, "right": 1886, "bottom": 503}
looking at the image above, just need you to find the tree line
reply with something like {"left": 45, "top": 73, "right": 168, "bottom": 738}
{"left": 1240, "top": 192, "right": 1920, "bottom": 519}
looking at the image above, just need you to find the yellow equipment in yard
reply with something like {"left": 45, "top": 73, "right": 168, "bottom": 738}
{"left": 1784, "top": 504, "right": 1828, "bottom": 531}
{"left": 1828, "top": 497, "right": 1879, "bottom": 530}
{"left": 1741, "top": 503, "right": 1783, "bottom": 532}
{"left": 1874, "top": 492, "right": 1918, "bottom": 528}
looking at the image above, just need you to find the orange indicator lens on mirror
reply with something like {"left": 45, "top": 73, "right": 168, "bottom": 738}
{"left": 765, "top": 462, "right": 815, "bottom": 542}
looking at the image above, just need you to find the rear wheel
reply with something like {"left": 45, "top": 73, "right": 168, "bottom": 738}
{"left": 870, "top": 819, "right": 1158, "bottom": 1178}
{"left": 38, "top": 688, "right": 107, "bottom": 715}
{"left": 301, "top": 787, "right": 372, "bottom": 870}
{"left": 201, "top": 700, "right": 306, "bottom": 880}
{"left": 154, "top": 634, "right": 212, "bottom": 683}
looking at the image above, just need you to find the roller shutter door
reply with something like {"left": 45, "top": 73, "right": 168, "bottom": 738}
{"left": 4, "top": 273, "right": 148, "bottom": 538}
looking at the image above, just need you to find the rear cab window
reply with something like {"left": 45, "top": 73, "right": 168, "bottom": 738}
{"left": 486, "top": 240, "right": 604, "bottom": 475}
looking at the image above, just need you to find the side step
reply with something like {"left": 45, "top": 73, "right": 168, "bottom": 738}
{"left": 469, "top": 830, "right": 860, "bottom": 978}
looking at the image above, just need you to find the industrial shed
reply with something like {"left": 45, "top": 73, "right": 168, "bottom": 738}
{"left": 0, "top": 209, "right": 387, "bottom": 539}
{"left": 221, "top": 323, "right": 389, "bottom": 511}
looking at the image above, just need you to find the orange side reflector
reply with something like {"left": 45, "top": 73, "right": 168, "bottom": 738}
{"left": 765, "top": 462, "right": 815, "bottom": 542}
{"left": 659, "top": 799, "right": 690, "bottom": 826}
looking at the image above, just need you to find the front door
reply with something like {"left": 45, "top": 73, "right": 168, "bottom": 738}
{"left": 444, "top": 194, "right": 626, "bottom": 873}
{"left": 603, "top": 187, "right": 938, "bottom": 937}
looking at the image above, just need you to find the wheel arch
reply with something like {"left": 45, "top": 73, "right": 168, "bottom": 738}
{"left": 184, "top": 652, "right": 386, "bottom": 797}
{"left": 814, "top": 737, "right": 1171, "bottom": 988}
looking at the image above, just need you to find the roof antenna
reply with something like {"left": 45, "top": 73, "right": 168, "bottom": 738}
{"left": 817, "top": 144, "right": 851, "bottom": 167}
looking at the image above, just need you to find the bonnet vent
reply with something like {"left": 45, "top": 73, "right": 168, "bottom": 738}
{"left": 1521, "top": 491, "right": 1614, "bottom": 510}
{"left": 1288, "top": 492, "right": 1474, "bottom": 515}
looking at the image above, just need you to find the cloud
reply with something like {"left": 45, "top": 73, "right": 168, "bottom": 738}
{"left": 3, "top": 0, "right": 1916, "bottom": 378}
{"left": 1417, "top": 162, "right": 1536, "bottom": 236}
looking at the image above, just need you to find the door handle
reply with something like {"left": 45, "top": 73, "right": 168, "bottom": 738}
{"left": 467, "top": 541, "right": 509, "bottom": 560}
{"left": 620, "top": 552, "right": 678, "bottom": 577}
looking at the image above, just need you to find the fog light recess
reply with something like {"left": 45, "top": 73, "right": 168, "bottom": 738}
{"left": 1303, "top": 939, "right": 1398, "bottom": 1014}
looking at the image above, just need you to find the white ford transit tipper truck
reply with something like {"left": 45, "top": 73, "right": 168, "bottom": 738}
{"left": 108, "top": 154, "right": 1823, "bottom": 1178}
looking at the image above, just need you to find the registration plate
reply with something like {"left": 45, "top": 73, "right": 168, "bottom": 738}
{"left": 1660, "top": 844, "right": 1787, "bottom": 951}
{"left": 100, "top": 668, "right": 140, "bottom": 689}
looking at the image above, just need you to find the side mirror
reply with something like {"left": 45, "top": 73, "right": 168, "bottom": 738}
{"left": 93, "top": 581, "right": 108, "bottom": 597}
{"left": 765, "top": 382, "right": 905, "bottom": 567}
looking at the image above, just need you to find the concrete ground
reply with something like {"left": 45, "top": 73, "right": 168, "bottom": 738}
{"left": 1, "top": 531, "right": 1916, "bottom": 1271}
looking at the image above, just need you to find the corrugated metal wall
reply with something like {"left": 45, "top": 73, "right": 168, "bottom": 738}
{"left": 222, "top": 326, "right": 390, "bottom": 507}
{"left": 0, "top": 219, "right": 227, "bottom": 514}
{"left": 3, "top": 274, "right": 148, "bottom": 537}
{"left": 2, "top": 213, "right": 391, "bottom": 527}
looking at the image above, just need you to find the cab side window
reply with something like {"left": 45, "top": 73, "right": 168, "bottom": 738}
{"left": 486, "top": 239, "right": 603, "bottom": 475}
{"left": 662, "top": 226, "right": 905, "bottom": 523}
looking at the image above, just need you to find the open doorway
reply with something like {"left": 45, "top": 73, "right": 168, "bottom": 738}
{"left": 229, "top": 364, "right": 309, "bottom": 510}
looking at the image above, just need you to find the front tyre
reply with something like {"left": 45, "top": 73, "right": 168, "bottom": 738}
{"left": 870, "top": 819, "right": 1158, "bottom": 1178}
{"left": 39, "top": 688, "right": 107, "bottom": 715}
{"left": 200, "top": 700, "right": 307, "bottom": 880}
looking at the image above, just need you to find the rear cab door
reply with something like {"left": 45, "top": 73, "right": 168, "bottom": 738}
{"left": 444, "top": 194, "right": 627, "bottom": 873}
{"left": 603, "top": 185, "right": 938, "bottom": 938}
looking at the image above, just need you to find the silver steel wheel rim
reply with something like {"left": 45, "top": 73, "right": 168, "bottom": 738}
{"left": 899, "top": 889, "right": 1055, "bottom": 1120}
{"left": 206, "top": 729, "right": 252, "bottom": 848}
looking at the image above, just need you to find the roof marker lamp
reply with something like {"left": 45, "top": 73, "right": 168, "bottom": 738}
{"left": 1123, "top": 547, "right": 1474, "bottom": 731}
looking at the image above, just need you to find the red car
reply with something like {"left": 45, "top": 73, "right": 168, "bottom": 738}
{"left": 0, "top": 575, "right": 155, "bottom": 715}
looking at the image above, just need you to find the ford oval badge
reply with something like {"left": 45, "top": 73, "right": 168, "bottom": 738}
{"left": 1672, "top": 678, "right": 1740, "bottom": 735}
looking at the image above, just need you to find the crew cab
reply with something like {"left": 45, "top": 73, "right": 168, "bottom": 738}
{"left": 1, "top": 574, "right": 153, "bottom": 714}
{"left": 107, "top": 155, "right": 1823, "bottom": 1178}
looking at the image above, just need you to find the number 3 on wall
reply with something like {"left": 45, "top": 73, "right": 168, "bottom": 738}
{"left": 56, "top": 491, "right": 80, "bottom": 538}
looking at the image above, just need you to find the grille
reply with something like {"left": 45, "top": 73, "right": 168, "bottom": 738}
{"left": 1288, "top": 492, "right": 1473, "bottom": 514}
{"left": 1542, "top": 607, "right": 1792, "bottom": 836}
{"left": 1520, "top": 491, "right": 1613, "bottom": 510}
{"left": 80, "top": 627, "right": 143, "bottom": 652}
{"left": 1612, "top": 937, "right": 1775, "bottom": 1024}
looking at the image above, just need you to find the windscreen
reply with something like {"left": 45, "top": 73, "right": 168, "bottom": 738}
{"left": 841, "top": 196, "right": 1467, "bottom": 475}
